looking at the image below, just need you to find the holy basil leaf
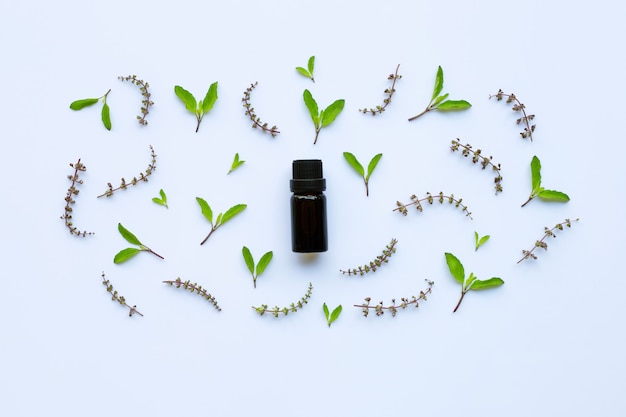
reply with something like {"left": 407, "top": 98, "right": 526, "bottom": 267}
{"left": 323, "top": 303, "right": 330, "bottom": 320}
{"left": 113, "top": 247, "right": 141, "bottom": 264}
{"left": 118, "top": 223, "right": 142, "bottom": 246}
{"left": 537, "top": 189, "right": 570, "bottom": 202}
{"left": 195, "top": 197, "right": 213, "bottom": 224}
{"left": 530, "top": 155, "right": 542, "bottom": 192}
{"left": 101, "top": 102, "right": 111, "bottom": 130}
{"left": 343, "top": 152, "right": 364, "bottom": 176}
{"left": 202, "top": 82, "right": 218, "bottom": 114}
{"left": 296, "top": 67, "right": 311, "bottom": 77}
{"left": 431, "top": 93, "right": 449, "bottom": 108}
{"left": 330, "top": 305, "right": 342, "bottom": 322}
{"left": 445, "top": 252, "right": 465, "bottom": 284}
{"left": 469, "top": 277, "right": 504, "bottom": 290}
{"left": 320, "top": 99, "right": 345, "bottom": 127}
{"left": 432, "top": 66, "right": 444, "bottom": 101}
{"left": 303, "top": 89, "right": 319, "bottom": 124}
{"left": 366, "top": 153, "right": 383, "bottom": 180}
{"left": 242, "top": 246, "right": 255, "bottom": 274}
{"left": 436, "top": 100, "right": 472, "bottom": 111}
{"left": 174, "top": 85, "right": 197, "bottom": 113}
{"left": 307, "top": 56, "right": 315, "bottom": 74}
{"left": 220, "top": 204, "right": 247, "bottom": 225}
{"left": 70, "top": 98, "right": 99, "bottom": 110}
{"left": 256, "top": 251, "right": 273, "bottom": 276}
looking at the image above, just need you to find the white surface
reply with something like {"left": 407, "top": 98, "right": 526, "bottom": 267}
{"left": 1, "top": 1, "right": 624, "bottom": 416}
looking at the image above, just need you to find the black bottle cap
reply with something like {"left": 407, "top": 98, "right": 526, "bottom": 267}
{"left": 290, "top": 159, "right": 326, "bottom": 193}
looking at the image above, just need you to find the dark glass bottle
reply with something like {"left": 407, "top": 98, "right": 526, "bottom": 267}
{"left": 290, "top": 159, "right": 328, "bottom": 253}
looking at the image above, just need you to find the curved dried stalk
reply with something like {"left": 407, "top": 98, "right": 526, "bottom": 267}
{"left": 354, "top": 280, "right": 434, "bottom": 317}
{"left": 450, "top": 139, "right": 503, "bottom": 194}
{"left": 518, "top": 218, "right": 579, "bottom": 263}
{"left": 340, "top": 238, "right": 397, "bottom": 276}
{"left": 360, "top": 64, "right": 402, "bottom": 115}
{"left": 101, "top": 272, "right": 142, "bottom": 317}
{"left": 163, "top": 278, "right": 222, "bottom": 312}
{"left": 242, "top": 82, "right": 280, "bottom": 137}
{"left": 98, "top": 145, "right": 156, "bottom": 198}
{"left": 394, "top": 192, "right": 472, "bottom": 219}
{"left": 118, "top": 75, "right": 153, "bottom": 125}
{"left": 489, "top": 89, "right": 535, "bottom": 141}
{"left": 252, "top": 282, "right": 313, "bottom": 317}
{"left": 61, "top": 159, "right": 94, "bottom": 237}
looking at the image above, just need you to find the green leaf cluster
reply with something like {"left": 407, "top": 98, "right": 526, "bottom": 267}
{"left": 323, "top": 303, "right": 342, "bottom": 327}
{"left": 152, "top": 189, "right": 168, "bottom": 209}
{"left": 69, "top": 89, "right": 112, "bottom": 130}
{"left": 474, "top": 231, "right": 490, "bottom": 251}
{"left": 408, "top": 66, "right": 471, "bottom": 121}
{"left": 303, "top": 89, "right": 345, "bottom": 144}
{"left": 196, "top": 197, "right": 247, "bottom": 245}
{"left": 343, "top": 152, "right": 382, "bottom": 196}
{"left": 242, "top": 246, "right": 273, "bottom": 288}
{"left": 228, "top": 153, "right": 245, "bottom": 174}
{"left": 114, "top": 223, "right": 164, "bottom": 264}
{"left": 445, "top": 252, "right": 503, "bottom": 313}
{"left": 174, "top": 83, "right": 218, "bottom": 133}
{"left": 521, "top": 156, "right": 570, "bottom": 207}
{"left": 295, "top": 56, "right": 315, "bottom": 82}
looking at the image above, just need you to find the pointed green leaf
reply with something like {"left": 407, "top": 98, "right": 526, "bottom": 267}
{"left": 330, "top": 305, "right": 342, "bottom": 323}
{"left": 113, "top": 247, "right": 141, "bottom": 264}
{"left": 343, "top": 152, "right": 364, "bottom": 177}
{"left": 296, "top": 67, "right": 311, "bottom": 78}
{"left": 303, "top": 89, "right": 319, "bottom": 124}
{"left": 242, "top": 246, "right": 255, "bottom": 274}
{"left": 307, "top": 56, "right": 315, "bottom": 74}
{"left": 215, "top": 212, "right": 223, "bottom": 225}
{"left": 159, "top": 189, "right": 167, "bottom": 201}
{"left": 152, "top": 197, "right": 165, "bottom": 205}
{"left": 174, "top": 85, "right": 197, "bottom": 113}
{"left": 321, "top": 99, "right": 345, "bottom": 127}
{"left": 538, "top": 189, "right": 570, "bottom": 202}
{"left": 445, "top": 252, "right": 465, "bottom": 284}
{"left": 431, "top": 93, "right": 449, "bottom": 108}
{"left": 202, "top": 82, "right": 218, "bottom": 114}
{"left": 432, "top": 66, "right": 444, "bottom": 101}
{"left": 117, "top": 223, "right": 142, "bottom": 245}
{"left": 195, "top": 197, "right": 213, "bottom": 224}
{"left": 220, "top": 204, "right": 247, "bottom": 225}
{"left": 70, "top": 98, "right": 99, "bottom": 110}
{"left": 101, "top": 102, "right": 111, "bottom": 130}
{"left": 530, "top": 155, "right": 542, "bottom": 191}
{"left": 366, "top": 153, "right": 383, "bottom": 180}
{"left": 469, "top": 277, "right": 504, "bottom": 290}
{"left": 479, "top": 235, "right": 490, "bottom": 246}
{"left": 436, "top": 100, "right": 472, "bottom": 111}
{"left": 323, "top": 303, "right": 330, "bottom": 320}
{"left": 256, "top": 251, "right": 273, "bottom": 276}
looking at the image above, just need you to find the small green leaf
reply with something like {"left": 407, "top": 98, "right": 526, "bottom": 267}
{"left": 202, "top": 82, "right": 218, "bottom": 114}
{"left": 215, "top": 212, "right": 223, "bottom": 225}
{"left": 220, "top": 204, "right": 247, "bottom": 225}
{"left": 101, "top": 102, "right": 111, "bottom": 130}
{"left": 114, "top": 247, "right": 141, "bottom": 264}
{"left": 242, "top": 246, "right": 255, "bottom": 274}
{"left": 366, "top": 153, "right": 383, "bottom": 181}
{"left": 432, "top": 66, "right": 444, "bottom": 101}
{"left": 329, "top": 305, "right": 342, "bottom": 323}
{"left": 475, "top": 232, "right": 490, "bottom": 251}
{"left": 303, "top": 89, "right": 319, "bottom": 124}
{"left": 469, "top": 277, "right": 504, "bottom": 290}
{"left": 445, "top": 252, "right": 465, "bottom": 284}
{"left": 431, "top": 93, "right": 449, "bottom": 108}
{"left": 195, "top": 197, "right": 213, "bottom": 224}
{"left": 307, "top": 56, "right": 315, "bottom": 74}
{"left": 538, "top": 189, "right": 570, "bottom": 202}
{"left": 228, "top": 153, "right": 245, "bottom": 174}
{"left": 117, "top": 223, "right": 142, "bottom": 246}
{"left": 436, "top": 100, "right": 472, "bottom": 111}
{"left": 530, "top": 155, "right": 542, "bottom": 192}
{"left": 174, "top": 85, "right": 197, "bottom": 113}
{"left": 159, "top": 189, "right": 167, "bottom": 201}
{"left": 323, "top": 303, "right": 330, "bottom": 320}
{"left": 343, "top": 152, "right": 364, "bottom": 177}
{"left": 256, "top": 251, "right": 273, "bottom": 276}
{"left": 320, "top": 99, "right": 345, "bottom": 127}
{"left": 70, "top": 98, "right": 99, "bottom": 110}
{"left": 296, "top": 67, "right": 311, "bottom": 78}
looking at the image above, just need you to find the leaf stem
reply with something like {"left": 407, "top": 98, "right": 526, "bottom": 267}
{"left": 200, "top": 227, "right": 216, "bottom": 245}
{"left": 313, "top": 128, "right": 321, "bottom": 145}
{"left": 408, "top": 106, "right": 431, "bottom": 122}
{"left": 521, "top": 195, "right": 534, "bottom": 207}
{"left": 453, "top": 290, "right": 466, "bottom": 313}
{"left": 195, "top": 115, "right": 201, "bottom": 133}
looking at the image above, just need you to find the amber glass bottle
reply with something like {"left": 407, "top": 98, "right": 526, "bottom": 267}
{"left": 290, "top": 159, "right": 328, "bottom": 253}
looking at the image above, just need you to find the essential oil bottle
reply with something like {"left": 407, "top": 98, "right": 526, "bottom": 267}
{"left": 290, "top": 159, "right": 328, "bottom": 253}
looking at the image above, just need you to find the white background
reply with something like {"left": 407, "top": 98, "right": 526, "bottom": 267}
{"left": 1, "top": 1, "right": 624, "bottom": 416}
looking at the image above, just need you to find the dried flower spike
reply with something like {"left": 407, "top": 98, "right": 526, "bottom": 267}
{"left": 354, "top": 279, "right": 434, "bottom": 317}
{"left": 252, "top": 282, "right": 313, "bottom": 318}
{"left": 360, "top": 64, "right": 402, "bottom": 115}
{"left": 340, "top": 238, "right": 397, "bottom": 276}
{"left": 489, "top": 89, "right": 535, "bottom": 141}
{"left": 101, "top": 272, "right": 143, "bottom": 317}
{"left": 450, "top": 139, "right": 503, "bottom": 194}
{"left": 242, "top": 82, "right": 280, "bottom": 137}
{"left": 163, "top": 278, "right": 222, "bottom": 312}
{"left": 98, "top": 145, "right": 157, "bottom": 198}
{"left": 118, "top": 75, "right": 153, "bottom": 125}
{"left": 60, "top": 159, "right": 94, "bottom": 237}
{"left": 518, "top": 218, "right": 579, "bottom": 264}
{"left": 394, "top": 192, "right": 472, "bottom": 219}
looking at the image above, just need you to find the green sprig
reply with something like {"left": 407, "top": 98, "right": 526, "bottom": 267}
{"left": 521, "top": 156, "right": 570, "bottom": 207}
{"left": 445, "top": 253, "right": 503, "bottom": 313}
{"left": 174, "top": 83, "right": 218, "bottom": 133}
{"left": 323, "top": 303, "right": 342, "bottom": 327}
{"left": 303, "top": 89, "right": 345, "bottom": 144}
{"left": 228, "top": 153, "right": 245, "bottom": 174}
{"left": 474, "top": 231, "right": 490, "bottom": 251}
{"left": 296, "top": 56, "right": 315, "bottom": 82}
{"left": 69, "top": 89, "right": 112, "bottom": 130}
{"left": 113, "top": 223, "right": 164, "bottom": 264}
{"left": 343, "top": 152, "right": 382, "bottom": 196}
{"left": 152, "top": 189, "right": 168, "bottom": 209}
{"left": 196, "top": 197, "right": 247, "bottom": 245}
{"left": 408, "top": 66, "right": 471, "bottom": 122}
{"left": 242, "top": 246, "right": 273, "bottom": 288}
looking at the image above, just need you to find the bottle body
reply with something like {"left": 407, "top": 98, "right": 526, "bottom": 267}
{"left": 290, "top": 159, "right": 328, "bottom": 253}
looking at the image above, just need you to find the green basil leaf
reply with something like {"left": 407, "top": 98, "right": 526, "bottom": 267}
{"left": 101, "top": 102, "right": 111, "bottom": 130}
{"left": 431, "top": 93, "right": 449, "bottom": 108}
{"left": 343, "top": 152, "right": 364, "bottom": 177}
{"left": 256, "top": 251, "right": 273, "bottom": 276}
{"left": 202, "top": 82, "right": 218, "bottom": 114}
{"left": 159, "top": 189, "right": 167, "bottom": 201}
{"left": 323, "top": 303, "right": 330, "bottom": 320}
{"left": 530, "top": 155, "right": 542, "bottom": 192}
{"left": 195, "top": 197, "right": 213, "bottom": 224}
{"left": 330, "top": 305, "right": 342, "bottom": 323}
{"left": 113, "top": 247, "right": 141, "bottom": 264}
{"left": 242, "top": 246, "right": 255, "bottom": 274}
{"left": 445, "top": 252, "right": 465, "bottom": 284}
{"left": 117, "top": 223, "right": 142, "bottom": 245}
{"left": 303, "top": 89, "right": 319, "bottom": 123}
{"left": 307, "top": 56, "right": 315, "bottom": 74}
{"left": 436, "top": 100, "right": 472, "bottom": 111}
{"left": 69, "top": 98, "right": 99, "bottom": 110}
{"left": 432, "top": 66, "right": 444, "bottom": 101}
{"left": 479, "top": 235, "right": 490, "bottom": 246}
{"left": 174, "top": 85, "right": 197, "bottom": 113}
{"left": 152, "top": 197, "right": 165, "bottom": 205}
{"left": 538, "top": 189, "right": 570, "bottom": 202}
{"left": 469, "top": 277, "right": 504, "bottom": 290}
{"left": 296, "top": 67, "right": 311, "bottom": 77}
{"left": 220, "top": 204, "right": 247, "bottom": 225}
{"left": 321, "top": 99, "right": 345, "bottom": 127}
{"left": 366, "top": 153, "right": 383, "bottom": 181}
